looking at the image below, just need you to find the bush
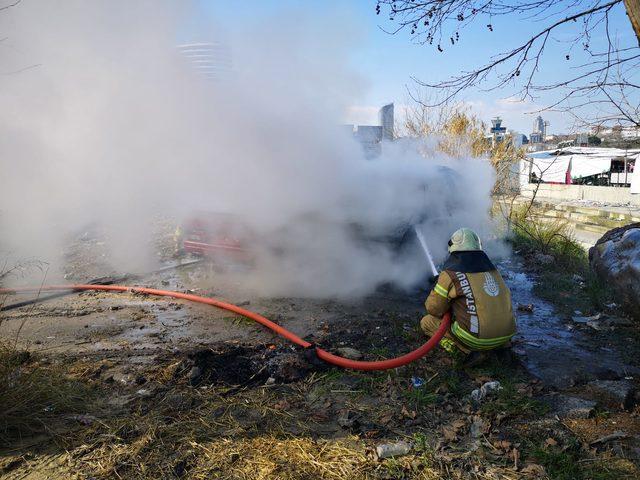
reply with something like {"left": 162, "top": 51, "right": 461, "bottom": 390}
{"left": 509, "top": 204, "right": 584, "bottom": 270}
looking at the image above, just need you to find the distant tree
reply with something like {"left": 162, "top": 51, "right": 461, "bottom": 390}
{"left": 404, "top": 105, "right": 525, "bottom": 194}
{"left": 377, "top": 0, "right": 640, "bottom": 129}
{"left": 588, "top": 135, "right": 603, "bottom": 145}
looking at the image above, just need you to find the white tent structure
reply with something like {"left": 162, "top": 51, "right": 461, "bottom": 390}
{"left": 521, "top": 147, "right": 639, "bottom": 185}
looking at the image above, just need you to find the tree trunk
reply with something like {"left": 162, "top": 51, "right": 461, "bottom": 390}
{"left": 624, "top": 0, "right": 640, "bottom": 45}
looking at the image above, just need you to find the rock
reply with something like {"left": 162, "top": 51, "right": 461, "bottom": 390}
{"left": 470, "top": 381, "right": 502, "bottom": 403}
{"left": 590, "top": 224, "right": 640, "bottom": 319}
{"left": 588, "top": 380, "right": 636, "bottom": 409}
{"left": 335, "top": 347, "right": 363, "bottom": 360}
{"left": 548, "top": 394, "right": 596, "bottom": 419}
{"left": 375, "top": 441, "right": 412, "bottom": 460}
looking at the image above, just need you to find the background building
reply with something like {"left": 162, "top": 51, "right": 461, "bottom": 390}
{"left": 346, "top": 103, "right": 395, "bottom": 158}
{"left": 487, "top": 117, "right": 507, "bottom": 146}
{"left": 530, "top": 115, "right": 549, "bottom": 144}
{"left": 379, "top": 103, "right": 394, "bottom": 141}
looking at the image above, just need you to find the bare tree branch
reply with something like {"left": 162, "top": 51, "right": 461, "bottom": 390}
{"left": 377, "top": 0, "right": 640, "bottom": 127}
{"left": 0, "top": 0, "right": 21, "bottom": 13}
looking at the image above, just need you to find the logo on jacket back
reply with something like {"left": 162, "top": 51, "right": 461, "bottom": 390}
{"left": 455, "top": 271, "right": 479, "bottom": 333}
{"left": 483, "top": 272, "right": 500, "bottom": 297}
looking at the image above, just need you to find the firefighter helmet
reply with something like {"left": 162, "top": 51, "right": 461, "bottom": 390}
{"left": 448, "top": 228, "right": 482, "bottom": 253}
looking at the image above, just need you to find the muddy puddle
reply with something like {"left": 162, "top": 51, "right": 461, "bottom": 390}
{"left": 92, "top": 301, "right": 194, "bottom": 351}
{"left": 498, "top": 258, "right": 638, "bottom": 388}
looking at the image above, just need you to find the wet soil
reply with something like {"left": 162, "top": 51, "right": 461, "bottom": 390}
{"left": 499, "top": 257, "right": 639, "bottom": 388}
{"left": 0, "top": 262, "right": 425, "bottom": 361}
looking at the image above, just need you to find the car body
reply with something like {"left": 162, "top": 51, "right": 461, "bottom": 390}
{"left": 176, "top": 166, "right": 459, "bottom": 273}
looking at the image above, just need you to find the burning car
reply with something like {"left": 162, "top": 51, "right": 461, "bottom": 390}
{"left": 175, "top": 166, "right": 459, "bottom": 279}
{"left": 175, "top": 212, "right": 257, "bottom": 264}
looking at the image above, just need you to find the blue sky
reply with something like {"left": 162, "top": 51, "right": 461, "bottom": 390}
{"left": 193, "top": 1, "right": 638, "bottom": 134}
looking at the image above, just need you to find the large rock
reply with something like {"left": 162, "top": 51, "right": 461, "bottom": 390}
{"left": 589, "top": 223, "right": 640, "bottom": 319}
{"left": 546, "top": 394, "right": 597, "bottom": 419}
{"left": 588, "top": 380, "right": 637, "bottom": 410}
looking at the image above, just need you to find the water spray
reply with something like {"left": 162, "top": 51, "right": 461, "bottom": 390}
{"left": 413, "top": 226, "right": 438, "bottom": 278}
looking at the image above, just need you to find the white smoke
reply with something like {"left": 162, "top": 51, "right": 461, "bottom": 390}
{"left": 0, "top": 1, "right": 502, "bottom": 297}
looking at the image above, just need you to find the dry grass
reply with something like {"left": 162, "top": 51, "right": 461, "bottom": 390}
{"left": 77, "top": 434, "right": 382, "bottom": 480}
{"left": 39, "top": 370, "right": 440, "bottom": 479}
{"left": 189, "top": 436, "right": 370, "bottom": 479}
{"left": 0, "top": 344, "right": 94, "bottom": 446}
{"left": 38, "top": 370, "right": 538, "bottom": 480}
{"left": 3, "top": 352, "right": 637, "bottom": 480}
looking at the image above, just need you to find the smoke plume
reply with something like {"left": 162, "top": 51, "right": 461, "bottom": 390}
{"left": 0, "top": 1, "right": 500, "bottom": 297}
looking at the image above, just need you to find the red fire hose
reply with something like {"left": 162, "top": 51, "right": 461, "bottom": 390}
{"left": 0, "top": 284, "right": 451, "bottom": 371}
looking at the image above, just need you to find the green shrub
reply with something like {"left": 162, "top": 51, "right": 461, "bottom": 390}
{"left": 509, "top": 205, "right": 584, "bottom": 271}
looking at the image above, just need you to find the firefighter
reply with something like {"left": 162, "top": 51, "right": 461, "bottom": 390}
{"left": 420, "top": 228, "right": 516, "bottom": 366}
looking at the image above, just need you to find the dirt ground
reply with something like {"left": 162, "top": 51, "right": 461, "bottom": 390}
{"left": 1, "top": 244, "right": 640, "bottom": 479}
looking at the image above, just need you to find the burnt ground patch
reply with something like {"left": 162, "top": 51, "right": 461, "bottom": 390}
{"left": 182, "top": 343, "right": 318, "bottom": 387}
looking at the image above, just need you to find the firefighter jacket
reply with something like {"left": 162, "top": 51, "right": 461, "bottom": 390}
{"left": 425, "top": 251, "right": 516, "bottom": 350}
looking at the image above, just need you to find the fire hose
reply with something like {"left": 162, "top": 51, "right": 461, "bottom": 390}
{"left": 0, "top": 284, "right": 450, "bottom": 371}
{"left": 0, "top": 227, "right": 450, "bottom": 371}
